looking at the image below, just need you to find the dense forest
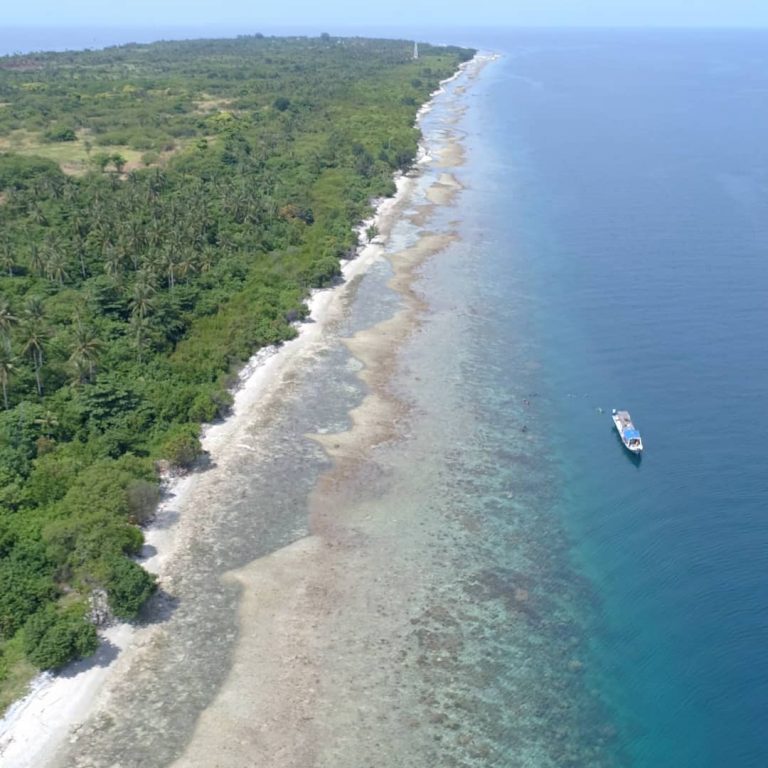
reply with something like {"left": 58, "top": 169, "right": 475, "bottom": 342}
{"left": 0, "top": 34, "right": 473, "bottom": 706}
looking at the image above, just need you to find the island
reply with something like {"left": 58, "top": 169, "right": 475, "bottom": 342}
{"left": 0, "top": 34, "right": 473, "bottom": 710}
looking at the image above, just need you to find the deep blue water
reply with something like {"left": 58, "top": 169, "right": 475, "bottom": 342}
{"left": 460, "top": 29, "right": 768, "bottom": 767}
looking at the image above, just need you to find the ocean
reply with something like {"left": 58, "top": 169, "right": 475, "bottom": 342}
{"left": 465, "top": 29, "right": 768, "bottom": 766}
{"left": 4, "top": 27, "right": 768, "bottom": 768}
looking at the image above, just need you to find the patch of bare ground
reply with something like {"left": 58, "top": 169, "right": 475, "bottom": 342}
{"left": 193, "top": 95, "right": 236, "bottom": 114}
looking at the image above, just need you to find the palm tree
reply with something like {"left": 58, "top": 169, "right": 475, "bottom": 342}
{"left": 68, "top": 322, "right": 103, "bottom": 383}
{"left": 0, "top": 299, "right": 17, "bottom": 345}
{"left": 130, "top": 273, "right": 155, "bottom": 321}
{"left": 176, "top": 251, "right": 196, "bottom": 283}
{"left": 147, "top": 168, "right": 167, "bottom": 202}
{"left": 126, "top": 217, "right": 145, "bottom": 261}
{"left": 198, "top": 247, "right": 215, "bottom": 273}
{"left": 73, "top": 239, "right": 88, "bottom": 279}
{"left": 22, "top": 320, "right": 47, "bottom": 396}
{"left": 161, "top": 248, "right": 179, "bottom": 290}
{"left": 44, "top": 247, "right": 69, "bottom": 286}
{"left": 130, "top": 273, "right": 155, "bottom": 363}
{"left": 20, "top": 297, "right": 46, "bottom": 396}
{"left": 28, "top": 244, "right": 45, "bottom": 277}
{"left": 130, "top": 313, "right": 150, "bottom": 364}
{"left": 103, "top": 244, "right": 124, "bottom": 281}
{"left": 70, "top": 211, "right": 88, "bottom": 241}
{"left": 147, "top": 219, "right": 164, "bottom": 249}
{"left": 30, "top": 205, "right": 48, "bottom": 226}
{"left": 0, "top": 345, "right": 16, "bottom": 409}
{"left": 33, "top": 409, "right": 59, "bottom": 438}
{"left": 0, "top": 243, "right": 14, "bottom": 276}
{"left": 24, "top": 296, "right": 45, "bottom": 323}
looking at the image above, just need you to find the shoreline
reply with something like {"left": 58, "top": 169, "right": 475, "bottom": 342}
{"left": 0, "top": 55, "right": 487, "bottom": 768}
{"left": 0, "top": 178, "right": 411, "bottom": 768}
{"left": 168, "top": 54, "right": 492, "bottom": 767}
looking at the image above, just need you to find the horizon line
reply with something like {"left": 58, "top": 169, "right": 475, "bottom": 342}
{"left": 3, "top": 23, "right": 768, "bottom": 30}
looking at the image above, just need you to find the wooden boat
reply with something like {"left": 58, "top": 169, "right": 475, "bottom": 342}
{"left": 612, "top": 408, "right": 643, "bottom": 454}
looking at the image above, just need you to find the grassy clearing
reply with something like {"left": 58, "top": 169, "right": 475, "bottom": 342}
{"left": 0, "top": 129, "right": 186, "bottom": 175}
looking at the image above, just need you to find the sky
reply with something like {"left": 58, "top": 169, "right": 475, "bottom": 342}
{"left": 2, "top": 0, "right": 768, "bottom": 29}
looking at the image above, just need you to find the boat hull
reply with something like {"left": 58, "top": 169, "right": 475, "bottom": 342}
{"left": 612, "top": 409, "right": 643, "bottom": 454}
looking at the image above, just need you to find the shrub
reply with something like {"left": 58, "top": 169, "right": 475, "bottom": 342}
{"left": 23, "top": 602, "right": 98, "bottom": 670}
{"left": 43, "top": 512, "right": 144, "bottom": 574}
{"left": 273, "top": 97, "right": 290, "bottom": 112}
{"left": 125, "top": 479, "right": 160, "bottom": 525}
{"left": 212, "top": 388, "right": 234, "bottom": 418}
{"left": 44, "top": 125, "right": 77, "bottom": 142}
{"left": 0, "top": 153, "right": 64, "bottom": 190}
{"left": 161, "top": 428, "right": 202, "bottom": 470}
{"left": 188, "top": 388, "right": 233, "bottom": 422}
{"left": 0, "top": 538, "right": 56, "bottom": 639}
{"left": 188, "top": 391, "right": 219, "bottom": 423}
{"left": 100, "top": 556, "right": 156, "bottom": 619}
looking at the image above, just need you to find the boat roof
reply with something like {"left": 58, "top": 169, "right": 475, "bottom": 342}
{"left": 623, "top": 428, "right": 641, "bottom": 439}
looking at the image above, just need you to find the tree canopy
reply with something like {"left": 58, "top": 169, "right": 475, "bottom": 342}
{"left": 0, "top": 35, "right": 472, "bottom": 705}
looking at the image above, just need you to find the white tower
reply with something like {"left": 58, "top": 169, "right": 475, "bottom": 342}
{"left": 413, "top": 41, "right": 419, "bottom": 60}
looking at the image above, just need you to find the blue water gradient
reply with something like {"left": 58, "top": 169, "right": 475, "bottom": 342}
{"left": 460, "top": 29, "right": 768, "bottom": 767}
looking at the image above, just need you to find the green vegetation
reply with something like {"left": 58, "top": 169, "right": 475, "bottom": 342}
{"left": 23, "top": 601, "right": 98, "bottom": 669}
{"left": 0, "top": 35, "right": 472, "bottom": 698}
